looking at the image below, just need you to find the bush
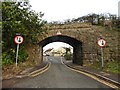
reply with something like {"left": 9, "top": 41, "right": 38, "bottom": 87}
{"left": 64, "top": 54, "right": 73, "bottom": 60}
{"left": 2, "top": 50, "right": 15, "bottom": 65}
{"left": 18, "top": 46, "right": 28, "bottom": 63}
{"left": 2, "top": 47, "right": 28, "bottom": 65}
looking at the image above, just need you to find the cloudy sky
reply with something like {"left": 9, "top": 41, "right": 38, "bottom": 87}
{"left": 29, "top": 0, "right": 119, "bottom": 22}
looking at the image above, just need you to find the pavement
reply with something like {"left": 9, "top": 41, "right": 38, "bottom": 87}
{"left": 62, "top": 59, "right": 120, "bottom": 88}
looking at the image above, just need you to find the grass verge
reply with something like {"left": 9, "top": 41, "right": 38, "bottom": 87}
{"left": 91, "top": 61, "right": 120, "bottom": 74}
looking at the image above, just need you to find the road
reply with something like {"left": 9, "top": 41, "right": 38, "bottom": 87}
{"left": 11, "top": 56, "right": 113, "bottom": 88}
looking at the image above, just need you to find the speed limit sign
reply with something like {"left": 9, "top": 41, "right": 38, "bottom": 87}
{"left": 14, "top": 36, "right": 24, "bottom": 44}
{"left": 97, "top": 39, "right": 106, "bottom": 47}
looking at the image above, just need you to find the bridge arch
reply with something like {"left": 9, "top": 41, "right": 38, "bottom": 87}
{"left": 39, "top": 35, "right": 83, "bottom": 65}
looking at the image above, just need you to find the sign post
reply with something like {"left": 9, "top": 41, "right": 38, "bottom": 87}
{"left": 16, "top": 44, "right": 19, "bottom": 66}
{"left": 97, "top": 39, "right": 106, "bottom": 69}
{"left": 101, "top": 47, "right": 104, "bottom": 68}
{"left": 14, "top": 36, "right": 24, "bottom": 66}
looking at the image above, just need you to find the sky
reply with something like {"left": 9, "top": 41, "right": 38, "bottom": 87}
{"left": 43, "top": 42, "right": 73, "bottom": 51}
{"left": 118, "top": 1, "right": 120, "bottom": 17}
{"left": 29, "top": 0, "right": 120, "bottom": 50}
{"left": 29, "top": 0, "right": 120, "bottom": 22}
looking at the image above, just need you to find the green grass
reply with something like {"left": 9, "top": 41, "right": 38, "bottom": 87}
{"left": 91, "top": 61, "right": 120, "bottom": 74}
{"left": 91, "top": 62, "right": 101, "bottom": 70}
{"left": 105, "top": 61, "right": 120, "bottom": 74}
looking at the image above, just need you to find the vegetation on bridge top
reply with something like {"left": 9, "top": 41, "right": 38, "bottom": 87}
{"left": 48, "top": 13, "right": 120, "bottom": 31}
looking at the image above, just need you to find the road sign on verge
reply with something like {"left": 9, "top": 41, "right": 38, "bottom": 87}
{"left": 97, "top": 39, "right": 106, "bottom": 69}
{"left": 97, "top": 39, "right": 106, "bottom": 47}
{"left": 14, "top": 36, "right": 24, "bottom": 44}
{"left": 14, "top": 36, "right": 24, "bottom": 66}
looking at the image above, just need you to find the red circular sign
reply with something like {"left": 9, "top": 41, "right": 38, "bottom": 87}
{"left": 14, "top": 36, "right": 24, "bottom": 44}
{"left": 97, "top": 39, "right": 106, "bottom": 47}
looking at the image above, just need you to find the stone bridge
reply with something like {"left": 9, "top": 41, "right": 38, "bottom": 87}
{"left": 36, "top": 23, "right": 118, "bottom": 66}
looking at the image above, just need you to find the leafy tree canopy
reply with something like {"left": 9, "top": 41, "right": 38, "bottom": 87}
{"left": 2, "top": 2, "right": 47, "bottom": 51}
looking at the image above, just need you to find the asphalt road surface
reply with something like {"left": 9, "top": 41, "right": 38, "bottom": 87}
{"left": 12, "top": 56, "right": 112, "bottom": 88}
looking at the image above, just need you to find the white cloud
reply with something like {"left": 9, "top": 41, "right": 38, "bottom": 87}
{"left": 29, "top": 0, "right": 119, "bottom": 22}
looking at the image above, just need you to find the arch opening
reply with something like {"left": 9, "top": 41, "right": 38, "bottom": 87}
{"left": 39, "top": 35, "right": 83, "bottom": 65}
{"left": 43, "top": 42, "right": 73, "bottom": 57}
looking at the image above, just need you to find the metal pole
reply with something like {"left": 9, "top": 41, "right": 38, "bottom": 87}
{"left": 16, "top": 44, "right": 19, "bottom": 66}
{"left": 101, "top": 47, "right": 104, "bottom": 69}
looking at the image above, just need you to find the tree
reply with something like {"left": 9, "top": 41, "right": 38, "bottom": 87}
{"left": 2, "top": 2, "right": 46, "bottom": 64}
{"left": 2, "top": 2, "right": 46, "bottom": 50}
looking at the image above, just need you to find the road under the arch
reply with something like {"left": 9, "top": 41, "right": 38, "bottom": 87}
{"left": 39, "top": 35, "right": 83, "bottom": 65}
